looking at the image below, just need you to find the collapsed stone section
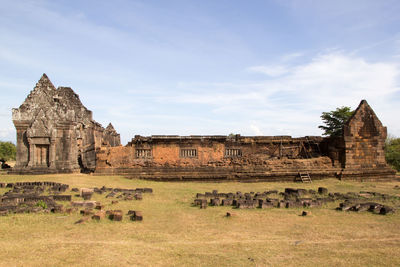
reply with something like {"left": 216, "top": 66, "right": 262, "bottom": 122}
{"left": 11, "top": 74, "right": 121, "bottom": 174}
{"left": 96, "top": 135, "right": 341, "bottom": 181}
{"left": 95, "top": 100, "right": 396, "bottom": 181}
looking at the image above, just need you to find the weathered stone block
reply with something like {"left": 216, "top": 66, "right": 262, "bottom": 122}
{"left": 124, "top": 195, "right": 133, "bottom": 201}
{"left": 92, "top": 210, "right": 106, "bottom": 220}
{"left": 130, "top": 211, "right": 143, "bottom": 221}
{"left": 196, "top": 193, "right": 205, "bottom": 198}
{"left": 71, "top": 201, "right": 97, "bottom": 208}
{"left": 297, "top": 189, "right": 307, "bottom": 196}
{"left": 200, "top": 201, "right": 207, "bottom": 209}
{"left": 52, "top": 195, "right": 72, "bottom": 201}
{"left": 379, "top": 206, "right": 394, "bottom": 215}
{"left": 222, "top": 199, "right": 233, "bottom": 206}
{"left": 210, "top": 198, "right": 220, "bottom": 206}
{"left": 318, "top": 187, "right": 328, "bottom": 195}
{"left": 194, "top": 199, "right": 206, "bottom": 206}
{"left": 143, "top": 188, "right": 153, "bottom": 193}
{"left": 285, "top": 201, "right": 302, "bottom": 208}
{"left": 108, "top": 210, "right": 123, "bottom": 221}
{"left": 260, "top": 202, "right": 274, "bottom": 209}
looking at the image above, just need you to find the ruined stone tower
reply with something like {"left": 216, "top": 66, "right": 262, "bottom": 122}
{"left": 340, "top": 100, "right": 395, "bottom": 180}
{"left": 11, "top": 74, "right": 120, "bottom": 174}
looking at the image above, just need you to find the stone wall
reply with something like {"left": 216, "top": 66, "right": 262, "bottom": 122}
{"left": 95, "top": 135, "right": 341, "bottom": 181}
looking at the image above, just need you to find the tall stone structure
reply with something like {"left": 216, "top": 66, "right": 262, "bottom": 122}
{"left": 11, "top": 74, "right": 120, "bottom": 174}
{"left": 340, "top": 100, "right": 395, "bottom": 180}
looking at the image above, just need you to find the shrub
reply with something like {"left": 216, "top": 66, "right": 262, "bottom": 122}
{"left": 385, "top": 137, "right": 400, "bottom": 172}
{"left": 0, "top": 141, "right": 16, "bottom": 161}
{"left": 36, "top": 200, "right": 47, "bottom": 210}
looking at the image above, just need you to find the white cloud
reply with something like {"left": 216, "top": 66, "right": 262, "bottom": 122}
{"left": 0, "top": 127, "right": 15, "bottom": 142}
{"left": 250, "top": 123, "right": 263, "bottom": 135}
{"left": 282, "top": 52, "right": 304, "bottom": 62}
{"left": 247, "top": 65, "right": 290, "bottom": 77}
{"left": 167, "top": 53, "right": 400, "bottom": 107}
{"left": 287, "top": 53, "right": 399, "bottom": 106}
{"left": 246, "top": 52, "right": 304, "bottom": 77}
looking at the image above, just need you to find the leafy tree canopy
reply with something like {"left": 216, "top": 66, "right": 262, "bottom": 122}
{"left": 385, "top": 136, "right": 400, "bottom": 172}
{"left": 0, "top": 141, "right": 16, "bottom": 161}
{"left": 318, "top": 106, "right": 354, "bottom": 137}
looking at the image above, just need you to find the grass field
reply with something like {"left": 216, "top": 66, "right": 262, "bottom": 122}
{"left": 0, "top": 173, "right": 399, "bottom": 267}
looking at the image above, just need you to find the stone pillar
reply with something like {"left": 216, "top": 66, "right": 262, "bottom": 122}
{"left": 13, "top": 122, "right": 30, "bottom": 169}
{"left": 65, "top": 134, "right": 71, "bottom": 167}
{"left": 49, "top": 136, "right": 56, "bottom": 169}
{"left": 69, "top": 123, "right": 80, "bottom": 170}
{"left": 28, "top": 141, "right": 35, "bottom": 167}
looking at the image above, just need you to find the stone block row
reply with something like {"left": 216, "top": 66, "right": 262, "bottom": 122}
{"left": 193, "top": 187, "right": 399, "bottom": 214}
{"left": 337, "top": 201, "right": 395, "bottom": 215}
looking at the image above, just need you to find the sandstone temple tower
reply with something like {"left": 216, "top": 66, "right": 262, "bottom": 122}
{"left": 339, "top": 100, "right": 394, "bottom": 179}
{"left": 11, "top": 74, "right": 120, "bottom": 174}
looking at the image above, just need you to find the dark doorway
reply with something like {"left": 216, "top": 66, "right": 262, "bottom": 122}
{"left": 78, "top": 154, "right": 90, "bottom": 173}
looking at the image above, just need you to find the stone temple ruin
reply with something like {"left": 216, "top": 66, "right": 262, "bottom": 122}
{"left": 11, "top": 74, "right": 396, "bottom": 181}
{"left": 11, "top": 74, "right": 120, "bottom": 174}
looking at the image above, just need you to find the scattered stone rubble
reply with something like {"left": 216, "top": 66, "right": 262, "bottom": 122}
{"left": 0, "top": 181, "right": 68, "bottom": 215}
{"left": 193, "top": 187, "right": 398, "bottom": 215}
{"left": 336, "top": 201, "right": 395, "bottom": 215}
{"left": 0, "top": 181, "right": 152, "bottom": 223}
{"left": 69, "top": 184, "right": 153, "bottom": 223}
{"left": 335, "top": 190, "right": 398, "bottom": 215}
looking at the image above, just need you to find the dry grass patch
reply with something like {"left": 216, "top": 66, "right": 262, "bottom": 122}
{"left": 0, "top": 174, "right": 399, "bottom": 266}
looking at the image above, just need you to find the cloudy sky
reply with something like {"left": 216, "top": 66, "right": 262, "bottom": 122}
{"left": 1, "top": 0, "right": 399, "bottom": 144}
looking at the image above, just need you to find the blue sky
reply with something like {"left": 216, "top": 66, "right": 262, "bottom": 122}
{"left": 1, "top": 0, "right": 399, "bottom": 144}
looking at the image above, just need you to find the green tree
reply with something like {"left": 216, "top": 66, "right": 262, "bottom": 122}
{"left": 0, "top": 141, "right": 16, "bottom": 161}
{"left": 318, "top": 106, "right": 354, "bottom": 137}
{"left": 385, "top": 136, "right": 400, "bottom": 172}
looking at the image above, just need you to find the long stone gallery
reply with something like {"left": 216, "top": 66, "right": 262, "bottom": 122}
{"left": 11, "top": 74, "right": 396, "bottom": 181}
